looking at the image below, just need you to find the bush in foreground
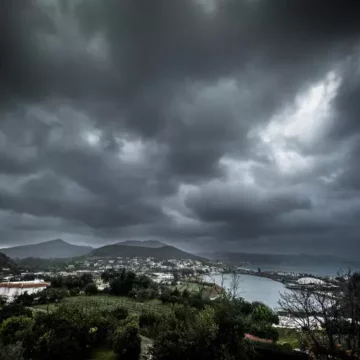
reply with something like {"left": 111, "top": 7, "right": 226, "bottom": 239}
{"left": 0, "top": 316, "right": 33, "bottom": 345}
{"left": 0, "top": 341, "right": 24, "bottom": 360}
{"left": 84, "top": 283, "right": 98, "bottom": 296}
{"left": 113, "top": 323, "right": 141, "bottom": 360}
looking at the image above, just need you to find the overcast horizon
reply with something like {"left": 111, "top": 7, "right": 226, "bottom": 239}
{"left": 1, "top": 0, "right": 360, "bottom": 258}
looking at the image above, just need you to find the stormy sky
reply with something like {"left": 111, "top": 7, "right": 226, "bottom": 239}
{"left": 1, "top": 0, "right": 360, "bottom": 257}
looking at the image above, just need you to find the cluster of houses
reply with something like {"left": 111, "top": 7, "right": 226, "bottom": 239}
{"left": 71, "top": 257, "right": 223, "bottom": 274}
{"left": 0, "top": 256, "right": 227, "bottom": 302}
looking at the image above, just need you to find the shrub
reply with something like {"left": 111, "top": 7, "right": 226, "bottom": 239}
{"left": 139, "top": 311, "right": 161, "bottom": 329}
{"left": 250, "top": 342, "right": 309, "bottom": 360}
{"left": 113, "top": 323, "right": 141, "bottom": 360}
{"left": 14, "top": 292, "right": 34, "bottom": 307}
{"left": 110, "top": 307, "right": 129, "bottom": 321}
{"left": 0, "top": 316, "right": 33, "bottom": 345}
{"left": 249, "top": 325, "right": 279, "bottom": 342}
{"left": 251, "top": 303, "right": 279, "bottom": 325}
{"left": 35, "top": 288, "right": 68, "bottom": 304}
{"left": 23, "top": 309, "right": 96, "bottom": 360}
{"left": 92, "top": 315, "right": 116, "bottom": 346}
{"left": 84, "top": 283, "right": 98, "bottom": 295}
{"left": 282, "top": 343, "right": 294, "bottom": 352}
{"left": 0, "top": 341, "right": 24, "bottom": 360}
{"left": 0, "top": 305, "right": 32, "bottom": 325}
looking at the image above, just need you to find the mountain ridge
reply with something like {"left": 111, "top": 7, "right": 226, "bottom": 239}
{"left": 197, "top": 251, "right": 360, "bottom": 267}
{"left": 90, "top": 243, "right": 203, "bottom": 260}
{"left": 0, "top": 239, "right": 93, "bottom": 259}
{"left": 117, "top": 240, "right": 168, "bottom": 248}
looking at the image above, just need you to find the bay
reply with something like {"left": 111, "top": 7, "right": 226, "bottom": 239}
{"left": 204, "top": 273, "right": 286, "bottom": 310}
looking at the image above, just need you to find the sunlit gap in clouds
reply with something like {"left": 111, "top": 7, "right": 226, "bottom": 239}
{"left": 252, "top": 71, "right": 341, "bottom": 176}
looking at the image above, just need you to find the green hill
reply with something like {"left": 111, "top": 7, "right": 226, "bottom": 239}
{"left": 118, "top": 240, "right": 168, "bottom": 248}
{"left": 0, "top": 252, "right": 18, "bottom": 272}
{"left": 90, "top": 244, "right": 203, "bottom": 261}
{"left": 0, "top": 239, "right": 93, "bottom": 259}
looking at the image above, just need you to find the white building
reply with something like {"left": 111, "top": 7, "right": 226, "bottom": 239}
{"left": 0, "top": 280, "right": 50, "bottom": 302}
{"left": 297, "top": 277, "right": 325, "bottom": 286}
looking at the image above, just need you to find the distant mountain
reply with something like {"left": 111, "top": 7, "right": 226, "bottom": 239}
{"left": 117, "top": 240, "right": 168, "bottom": 248}
{"left": 0, "top": 239, "right": 93, "bottom": 259}
{"left": 198, "top": 251, "right": 360, "bottom": 267}
{"left": 0, "top": 252, "right": 18, "bottom": 271}
{"left": 90, "top": 244, "right": 203, "bottom": 261}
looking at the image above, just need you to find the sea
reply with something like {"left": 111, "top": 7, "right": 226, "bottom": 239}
{"left": 244, "top": 264, "right": 343, "bottom": 277}
{"left": 204, "top": 263, "right": 359, "bottom": 310}
{"left": 204, "top": 274, "right": 286, "bottom": 310}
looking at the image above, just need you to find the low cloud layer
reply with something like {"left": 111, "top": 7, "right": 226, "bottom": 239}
{"left": 1, "top": 0, "right": 360, "bottom": 257}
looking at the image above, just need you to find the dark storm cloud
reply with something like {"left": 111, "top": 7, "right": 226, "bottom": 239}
{"left": 0, "top": 171, "right": 167, "bottom": 229}
{"left": 1, "top": 0, "right": 360, "bottom": 256}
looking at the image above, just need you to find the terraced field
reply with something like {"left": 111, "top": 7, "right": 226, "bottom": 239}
{"left": 32, "top": 295, "right": 171, "bottom": 315}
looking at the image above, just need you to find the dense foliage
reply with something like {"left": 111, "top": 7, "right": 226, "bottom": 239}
{"left": 279, "top": 270, "right": 360, "bottom": 359}
{"left": 113, "top": 322, "right": 141, "bottom": 360}
{"left": 0, "top": 268, "right": 310, "bottom": 360}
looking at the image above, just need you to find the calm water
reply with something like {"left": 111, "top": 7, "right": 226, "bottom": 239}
{"left": 205, "top": 274, "right": 286, "bottom": 310}
{"left": 244, "top": 264, "right": 358, "bottom": 276}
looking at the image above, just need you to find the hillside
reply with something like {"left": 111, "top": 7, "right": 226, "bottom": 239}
{"left": 90, "top": 244, "right": 203, "bottom": 261}
{"left": 118, "top": 240, "right": 168, "bottom": 248}
{"left": 0, "top": 239, "right": 93, "bottom": 259}
{"left": 0, "top": 252, "right": 18, "bottom": 271}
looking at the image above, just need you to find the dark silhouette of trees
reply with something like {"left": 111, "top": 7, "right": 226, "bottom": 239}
{"left": 279, "top": 270, "right": 360, "bottom": 359}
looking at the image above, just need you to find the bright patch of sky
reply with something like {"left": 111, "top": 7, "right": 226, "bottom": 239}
{"left": 118, "top": 139, "right": 145, "bottom": 163}
{"left": 253, "top": 71, "right": 341, "bottom": 175}
{"left": 36, "top": 0, "right": 110, "bottom": 66}
{"left": 219, "top": 157, "right": 256, "bottom": 186}
{"left": 84, "top": 130, "right": 101, "bottom": 146}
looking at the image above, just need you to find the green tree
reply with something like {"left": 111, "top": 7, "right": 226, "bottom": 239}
{"left": 84, "top": 283, "right": 98, "bottom": 295}
{"left": 251, "top": 302, "right": 279, "bottom": 325}
{"left": 101, "top": 269, "right": 120, "bottom": 283}
{"left": 109, "top": 269, "right": 137, "bottom": 296}
{"left": 151, "top": 305, "right": 248, "bottom": 360}
{"left": 113, "top": 323, "right": 141, "bottom": 360}
{"left": 0, "top": 341, "right": 24, "bottom": 360}
{"left": 0, "top": 305, "right": 32, "bottom": 325}
{"left": 14, "top": 292, "right": 34, "bottom": 307}
{"left": 109, "top": 307, "right": 129, "bottom": 321}
{"left": 0, "top": 316, "right": 33, "bottom": 345}
{"left": 22, "top": 307, "right": 98, "bottom": 360}
{"left": 36, "top": 288, "right": 68, "bottom": 304}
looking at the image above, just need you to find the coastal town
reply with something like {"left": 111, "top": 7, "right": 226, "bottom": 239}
{"left": 0, "top": 245, "right": 357, "bottom": 359}
{"left": 0, "top": 254, "right": 341, "bottom": 304}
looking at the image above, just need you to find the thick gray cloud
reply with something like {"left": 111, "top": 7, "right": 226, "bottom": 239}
{"left": 1, "top": 0, "right": 360, "bottom": 257}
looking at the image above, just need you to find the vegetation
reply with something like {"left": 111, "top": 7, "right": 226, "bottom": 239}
{"left": 0, "top": 268, "right": 311, "bottom": 360}
{"left": 0, "top": 239, "right": 92, "bottom": 259}
{"left": 0, "top": 251, "right": 18, "bottom": 274}
{"left": 0, "top": 341, "right": 24, "bottom": 360}
{"left": 91, "top": 348, "right": 117, "bottom": 360}
{"left": 277, "top": 328, "right": 300, "bottom": 349}
{"left": 34, "top": 295, "right": 170, "bottom": 316}
{"left": 85, "top": 282, "right": 99, "bottom": 295}
{"left": 279, "top": 270, "right": 360, "bottom": 359}
{"left": 113, "top": 322, "right": 141, "bottom": 359}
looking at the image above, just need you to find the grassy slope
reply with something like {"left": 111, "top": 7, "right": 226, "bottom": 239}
{"left": 31, "top": 294, "right": 299, "bottom": 354}
{"left": 91, "top": 336, "right": 153, "bottom": 360}
{"left": 277, "top": 328, "right": 301, "bottom": 348}
{"left": 32, "top": 295, "right": 171, "bottom": 315}
{"left": 91, "top": 348, "right": 117, "bottom": 360}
